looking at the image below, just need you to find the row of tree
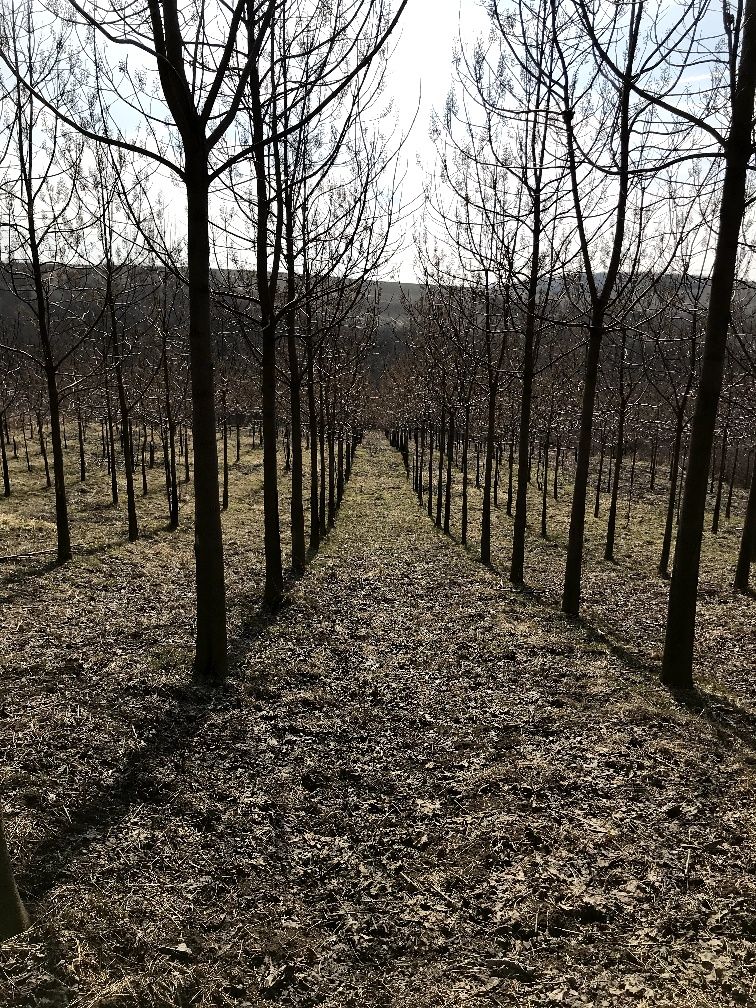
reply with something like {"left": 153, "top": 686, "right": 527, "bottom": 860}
{"left": 380, "top": 0, "right": 756, "bottom": 693}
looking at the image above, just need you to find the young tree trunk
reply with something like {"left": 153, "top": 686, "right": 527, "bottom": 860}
{"left": 0, "top": 416, "right": 9, "bottom": 497}
{"left": 663, "top": 7, "right": 756, "bottom": 688}
{"left": 327, "top": 414, "right": 336, "bottom": 528}
{"left": 511, "top": 317, "right": 535, "bottom": 582}
{"left": 427, "top": 424, "right": 434, "bottom": 520}
{"left": 222, "top": 388, "right": 229, "bottom": 512}
{"left": 185, "top": 153, "right": 227, "bottom": 679}
{"left": 563, "top": 324, "right": 603, "bottom": 615}
{"left": 105, "top": 389, "right": 118, "bottom": 505}
{"left": 594, "top": 428, "right": 606, "bottom": 518}
{"left": 443, "top": 409, "right": 454, "bottom": 534}
{"left": 553, "top": 439, "right": 560, "bottom": 500}
{"left": 337, "top": 429, "right": 344, "bottom": 507}
{"left": 306, "top": 331, "right": 319, "bottom": 551}
{"left": 735, "top": 450, "right": 756, "bottom": 593}
{"left": 163, "top": 352, "right": 179, "bottom": 530}
{"left": 436, "top": 401, "right": 445, "bottom": 529}
{"left": 481, "top": 393, "right": 496, "bottom": 566}
{"left": 36, "top": 410, "right": 50, "bottom": 489}
{"left": 712, "top": 428, "right": 728, "bottom": 534}
{"left": 604, "top": 403, "right": 625, "bottom": 561}
{"left": 726, "top": 443, "right": 739, "bottom": 521}
{"left": 319, "top": 381, "right": 327, "bottom": 536}
{"left": 77, "top": 408, "right": 86, "bottom": 482}
{"left": 0, "top": 806, "right": 29, "bottom": 942}
{"left": 541, "top": 423, "right": 551, "bottom": 540}
{"left": 286, "top": 302, "right": 306, "bottom": 574}
{"left": 461, "top": 403, "right": 470, "bottom": 546}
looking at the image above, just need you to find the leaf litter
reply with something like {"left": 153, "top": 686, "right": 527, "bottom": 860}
{"left": 0, "top": 432, "right": 754, "bottom": 1007}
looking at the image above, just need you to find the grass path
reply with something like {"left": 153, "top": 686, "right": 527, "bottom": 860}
{"left": 1, "top": 432, "right": 754, "bottom": 1007}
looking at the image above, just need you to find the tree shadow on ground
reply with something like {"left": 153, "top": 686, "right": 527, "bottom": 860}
{"left": 17, "top": 683, "right": 213, "bottom": 904}
{"left": 557, "top": 604, "right": 756, "bottom": 758}
{"left": 666, "top": 686, "right": 756, "bottom": 757}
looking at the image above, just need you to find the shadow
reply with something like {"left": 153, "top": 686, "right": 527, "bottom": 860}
{"left": 667, "top": 686, "right": 756, "bottom": 757}
{"left": 17, "top": 683, "right": 212, "bottom": 903}
{"left": 0, "top": 523, "right": 179, "bottom": 600}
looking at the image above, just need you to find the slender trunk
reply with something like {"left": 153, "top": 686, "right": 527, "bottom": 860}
{"left": 77, "top": 408, "right": 86, "bottom": 482}
{"left": 511, "top": 317, "right": 535, "bottom": 581}
{"left": 735, "top": 451, "right": 756, "bottom": 592}
{"left": 436, "top": 400, "right": 445, "bottom": 528}
{"left": 553, "top": 439, "right": 560, "bottom": 500}
{"left": 712, "top": 429, "right": 728, "bottom": 534}
{"left": 418, "top": 423, "right": 425, "bottom": 507}
{"left": 506, "top": 426, "right": 514, "bottom": 517}
{"left": 105, "top": 389, "right": 118, "bottom": 505}
{"left": 481, "top": 392, "right": 496, "bottom": 566}
{"left": 605, "top": 403, "right": 625, "bottom": 561}
{"left": 222, "top": 388, "right": 229, "bottom": 511}
{"left": 659, "top": 414, "right": 686, "bottom": 578}
{"left": 111, "top": 315, "right": 138, "bottom": 541}
{"left": 663, "top": 7, "right": 756, "bottom": 687}
{"left": 337, "top": 429, "right": 344, "bottom": 507}
{"left": 563, "top": 324, "right": 603, "bottom": 615}
{"left": 726, "top": 443, "right": 739, "bottom": 521}
{"left": 327, "top": 412, "right": 336, "bottom": 528}
{"left": 306, "top": 331, "right": 319, "bottom": 551}
{"left": 461, "top": 404, "right": 470, "bottom": 546}
{"left": 0, "top": 414, "right": 9, "bottom": 497}
{"left": 37, "top": 410, "right": 50, "bottom": 488}
{"left": 163, "top": 350, "right": 179, "bottom": 530}
{"left": 427, "top": 425, "right": 434, "bottom": 519}
{"left": 185, "top": 153, "right": 227, "bottom": 679}
{"left": 443, "top": 409, "right": 454, "bottom": 535}
{"left": 287, "top": 295, "right": 306, "bottom": 573}
{"left": 0, "top": 806, "right": 29, "bottom": 941}
{"left": 541, "top": 423, "right": 551, "bottom": 540}
{"left": 594, "top": 430, "right": 606, "bottom": 518}
{"left": 319, "top": 381, "right": 326, "bottom": 536}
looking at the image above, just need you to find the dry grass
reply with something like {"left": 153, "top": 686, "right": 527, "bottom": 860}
{"left": 0, "top": 432, "right": 754, "bottom": 1008}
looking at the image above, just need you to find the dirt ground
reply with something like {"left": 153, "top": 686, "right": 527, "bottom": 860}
{"left": 0, "top": 431, "right": 754, "bottom": 1007}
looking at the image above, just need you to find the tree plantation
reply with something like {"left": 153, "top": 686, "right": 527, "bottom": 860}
{"left": 0, "top": 0, "right": 754, "bottom": 1005}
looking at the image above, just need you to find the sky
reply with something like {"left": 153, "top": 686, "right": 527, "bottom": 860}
{"left": 383, "top": 0, "right": 491, "bottom": 281}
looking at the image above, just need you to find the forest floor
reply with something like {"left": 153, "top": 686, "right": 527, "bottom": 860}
{"left": 0, "top": 432, "right": 755, "bottom": 1008}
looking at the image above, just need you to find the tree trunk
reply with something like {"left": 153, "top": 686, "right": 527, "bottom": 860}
{"left": 186, "top": 154, "right": 227, "bottom": 680}
{"left": 0, "top": 806, "right": 29, "bottom": 942}
{"left": 511, "top": 319, "right": 535, "bottom": 582}
{"left": 562, "top": 324, "right": 603, "bottom": 615}
{"left": 306, "top": 330, "right": 319, "bottom": 551}
{"left": 659, "top": 412, "right": 686, "bottom": 578}
{"left": 735, "top": 448, "right": 756, "bottom": 593}
{"left": 222, "top": 388, "right": 229, "bottom": 511}
{"left": 461, "top": 404, "right": 470, "bottom": 546}
{"left": 443, "top": 409, "right": 454, "bottom": 535}
{"left": 36, "top": 410, "right": 50, "bottom": 489}
{"left": 481, "top": 391, "right": 496, "bottom": 566}
{"left": 604, "top": 402, "right": 625, "bottom": 561}
{"left": 436, "top": 401, "right": 445, "bottom": 528}
{"left": 77, "top": 408, "right": 86, "bottom": 482}
{"left": 663, "top": 6, "right": 756, "bottom": 687}
{"left": 0, "top": 416, "right": 9, "bottom": 498}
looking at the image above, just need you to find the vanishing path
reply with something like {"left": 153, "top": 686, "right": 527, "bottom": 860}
{"left": 197, "top": 433, "right": 755, "bottom": 1006}
{"left": 2, "top": 433, "right": 754, "bottom": 1008}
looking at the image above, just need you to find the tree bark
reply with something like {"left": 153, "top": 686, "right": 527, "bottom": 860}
{"left": 0, "top": 806, "right": 28, "bottom": 942}
{"left": 663, "top": 3, "right": 756, "bottom": 687}
{"left": 186, "top": 152, "right": 227, "bottom": 680}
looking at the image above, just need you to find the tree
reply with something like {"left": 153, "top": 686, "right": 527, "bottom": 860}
{"left": 662, "top": 0, "right": 756, "bottom": 687}
{"left": 0, "top": 804, "right": 29, "bottom": 941}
